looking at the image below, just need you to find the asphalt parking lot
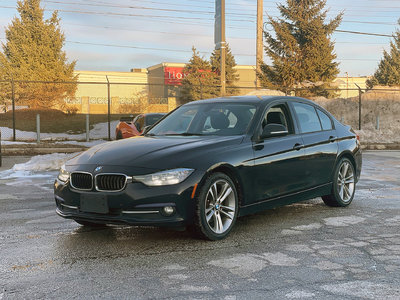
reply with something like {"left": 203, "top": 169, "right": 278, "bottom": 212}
{"left": 0, "top": 151, "right": 399, "bottom": 299}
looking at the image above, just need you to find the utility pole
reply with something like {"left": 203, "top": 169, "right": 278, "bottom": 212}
{"left": 106, "top": 75, "right": 111, "bottom": 141}
{"left": 220, "top": 0, "right": 226, "bottom": 97}
{"left": 11, "top": 79, "right": 16, "bottom": 141}
{"left": 215, "top": 0, "right": 226, "bottom": 97}
{"left": 256, "top": 0, "right": 263, "bottom": 88}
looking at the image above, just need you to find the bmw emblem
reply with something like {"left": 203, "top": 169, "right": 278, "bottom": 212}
{"left": 94, "top": 166, "right": 103, "bottom": 173}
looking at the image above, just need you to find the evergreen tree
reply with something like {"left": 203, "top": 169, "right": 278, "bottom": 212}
{"left": 367, "top": 21, "right": 400, "bottom": 88}
{"left": 210, "top": 44, "right": 239, "bottom": 96}
{"left": 258, "top": 0, "right": 342, "bottom": 98}
{"left": 0, "top": 0, "right": 77, "bottom": 109}
{"left": 179, "top": 47, "right": 219, "bottom": 102}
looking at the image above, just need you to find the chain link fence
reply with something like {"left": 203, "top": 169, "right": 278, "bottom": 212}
{"left": 0, "top": 80, "right": 399, "bottom": 144}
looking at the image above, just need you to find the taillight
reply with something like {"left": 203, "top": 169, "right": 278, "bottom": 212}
{"left": 356, "top": 134, "right": 360, "bottom": 141}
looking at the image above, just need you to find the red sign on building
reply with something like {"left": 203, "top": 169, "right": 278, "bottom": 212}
{"left": 164, "top": 67, "right": 186, "bottom": 85}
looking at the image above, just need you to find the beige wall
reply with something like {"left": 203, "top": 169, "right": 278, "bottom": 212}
{"left": 65, "top": 70, "right": 149, "bottom": 114}
{"left": 66, "top": 66, "right": 370, "bottom": 114}
{"left": 334, "top": 77, "right": 369, "bottom": 99}
{"left": 234, "top": 65, "right": 257, "bottom": 95}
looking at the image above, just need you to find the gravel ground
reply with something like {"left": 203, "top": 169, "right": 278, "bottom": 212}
{"left": 0, "top": 151, "right": 399, "bottom": 299}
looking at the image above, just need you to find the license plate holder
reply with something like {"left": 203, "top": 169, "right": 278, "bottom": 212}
{"left": 80, "top": 194, "right": 108, "bottom": 214}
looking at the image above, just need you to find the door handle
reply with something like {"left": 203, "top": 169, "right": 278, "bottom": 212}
{"left": 329, "top": 136, "right": 337, "bottom": 142}
{"left": 293, "top": 143, "right": 304, "bottom": 151}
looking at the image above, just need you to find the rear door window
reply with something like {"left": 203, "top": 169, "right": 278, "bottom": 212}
{"left": 316, "top": 109, "right": 333, "bottom": 130}
{"left": 292, "top": 102, "right": 322, "bottom": 133}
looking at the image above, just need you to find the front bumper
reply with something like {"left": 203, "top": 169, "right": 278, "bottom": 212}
{"left": 54, "top": 170, "right": 204, "bottom": 227}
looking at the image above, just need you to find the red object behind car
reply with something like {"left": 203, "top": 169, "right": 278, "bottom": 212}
{"left": 115, "top": 113, "right": 165, "bottom": 139}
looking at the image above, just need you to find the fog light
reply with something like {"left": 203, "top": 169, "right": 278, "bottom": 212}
{"left": 163, "top": 206, "right": 175, "bottom": 216}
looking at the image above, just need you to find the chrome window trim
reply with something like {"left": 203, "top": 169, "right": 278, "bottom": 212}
{"left": 70, "top": 171, "right": 93, "bottom": 191}
{"left": 94, "top": 173, "right": 132, "bottom": 192}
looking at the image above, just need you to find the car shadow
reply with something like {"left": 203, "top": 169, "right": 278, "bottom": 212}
{"left": 54, "top": 199, "right": 331, "bottom": 262}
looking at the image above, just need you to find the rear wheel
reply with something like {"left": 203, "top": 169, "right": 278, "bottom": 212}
{"left": 116, "top": 131, "right": 123, "bottom": 140}
{"left": 322, "top": 157, "right": 356, "bottom": 207}
{"left": 194, "top": 173, "right": 238, "bottom": 240}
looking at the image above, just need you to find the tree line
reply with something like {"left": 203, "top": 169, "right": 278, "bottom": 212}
{"left": 1, "top": 0, "right": 400, "bottom": 109}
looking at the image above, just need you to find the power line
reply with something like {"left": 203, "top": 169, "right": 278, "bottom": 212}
{"left": 62, "top": 22, "right": 393, "bottom": 41}
{"left": 0, "top": 5, "right": 398, "bottom": 27}
{"left": 0, "top": 36, "right": 383, "bottom": 62}
{"left": 43, "top": 0, "right": 400, "bottom": 15}
{"left": 66, "top": 40, "right": 382, "bottom": 61}
{"left": 335, "top": 30, "right": 393, "bottom": 38}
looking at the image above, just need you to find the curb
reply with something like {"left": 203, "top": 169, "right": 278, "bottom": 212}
{"left": 361, "top": 144, "right": 400, "bottom": 150}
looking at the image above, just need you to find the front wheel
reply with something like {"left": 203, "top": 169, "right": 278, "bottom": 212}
{"left": 194, "top": 173, "right": 239, "bottom": 240}
{"left": 322, "top": 157, "right": 356, "bottom": 207}
{"left": 116, "top": 131, "right": 123, "bottom": 140}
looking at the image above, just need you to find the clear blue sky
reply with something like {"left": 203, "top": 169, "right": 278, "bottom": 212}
{"left": 0, "top": 0, "right": 399, "bottom": 77}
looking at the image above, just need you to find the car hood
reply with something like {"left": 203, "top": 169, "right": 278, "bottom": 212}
{"left": 67, "top": 135, "right": 243, "bottom": 171}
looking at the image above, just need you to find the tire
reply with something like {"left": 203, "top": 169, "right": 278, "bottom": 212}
{"left": 116, "top": 131, "right": 123, "bottom": 140}
{"left": 193, "top": 172, "right": 239, "bottom": 240}
{"left": 74, "top": 220, "right": 107, "bottom": 227}
{"left": 322, "top": 157, "right": 356, "bottom": 207}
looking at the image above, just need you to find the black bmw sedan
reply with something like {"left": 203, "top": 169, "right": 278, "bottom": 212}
{"left": 54, "top": 96, "right": 362, "bottom": 240}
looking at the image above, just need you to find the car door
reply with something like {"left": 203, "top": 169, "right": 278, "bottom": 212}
{"left": 250, "top": 101, "right": 307, "bottom": 203}
{"left": 290, "top": 102, "right": 338, "bottom": 189}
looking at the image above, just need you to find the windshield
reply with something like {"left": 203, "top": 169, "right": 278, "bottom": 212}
{"left": 147, "top": 103, "right": 257, "bottom": 136}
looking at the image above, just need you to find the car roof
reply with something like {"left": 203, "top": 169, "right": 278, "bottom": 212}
{"left": 186, "top": 95, "right": 316, "bottom": 106}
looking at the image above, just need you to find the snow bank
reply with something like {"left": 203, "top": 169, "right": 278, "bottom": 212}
{"left": 0, "top": 141, "right": 36, "bottom": 145}
{"left": 0, "top": 153, "right": 77, "bottom": 179}
{"left": 0, "top": 120, "right": 119, "bottom": 141}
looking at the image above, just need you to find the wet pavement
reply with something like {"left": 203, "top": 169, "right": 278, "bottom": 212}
{"left": 0, "top": 151, "right": 399, "bottom": 299}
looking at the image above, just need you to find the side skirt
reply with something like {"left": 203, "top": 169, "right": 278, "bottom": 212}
{"left": 238, "top": 183, "right": 332, "bottom": 217}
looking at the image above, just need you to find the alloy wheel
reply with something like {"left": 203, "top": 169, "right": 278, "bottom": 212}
{"left": 337, "top": 161, "right": 355, "bottom": 203}
{"left": 204, "top": 179, "right": 236, "bottom": 234}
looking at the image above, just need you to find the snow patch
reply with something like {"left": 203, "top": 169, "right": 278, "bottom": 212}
{"left": 292, "top": 223, "right": 322, "bottom": 231}
{"left": 167, "top": 274, "right": 188, "bottom": 281}
{"left": 208, "top": 254, "right": 267, "bottom": 277}
{"left": 385, "top": 216, "right": 400, "bottom": 226}
{"left": 162, "top": 264, "right": 187, "bottom": 271}
{"left": 285, "top": 244, "right": 314, "bottom": 253}
{"left": 323, "top": 216, "right": 366, "bottom": 227}
{"left": 260, "top": 252, "right": 299, "bottom": 266}
{"left": 321, "top": 281, "right": 400, "bottom": 299}
{"left": 285, "top": 290, "right": 315, "bottom": 299}
{"left": 0, "top": 153, "right": 76, "bottom": 180}
{"left": 180, "top": 285, "right": 212, "bottom": 292}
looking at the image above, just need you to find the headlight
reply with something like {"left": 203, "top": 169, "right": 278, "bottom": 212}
{"left": 133, "top": 168, "right": 194, "bottom": 186}
{"left": 57, "top": 164, "right": 70, "bottom": 183}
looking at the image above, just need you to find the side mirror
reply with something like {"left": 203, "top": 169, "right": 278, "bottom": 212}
{"left": 260, "top": 123, "right": 288, "bottom": 139}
